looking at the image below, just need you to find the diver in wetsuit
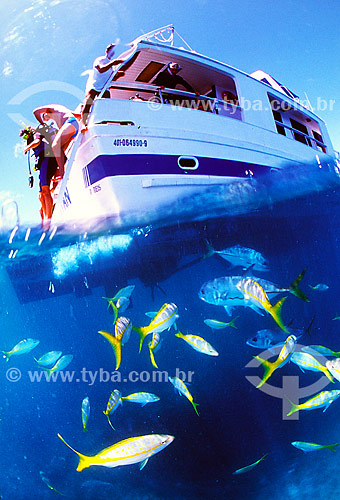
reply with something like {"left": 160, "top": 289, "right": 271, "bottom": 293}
{"left": 20, "top": 124, "right": 58, "bottom": 226}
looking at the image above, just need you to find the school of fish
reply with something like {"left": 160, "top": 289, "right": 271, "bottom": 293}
{"left": 3, "top": 244, "right": 339, "bottom": 490}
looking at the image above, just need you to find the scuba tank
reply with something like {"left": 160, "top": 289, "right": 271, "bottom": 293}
{"left": 21, "top": 123, "right": 58, "bottom": 186}
{"left": 34, "top": 123, "right": 57, "bottom": 145}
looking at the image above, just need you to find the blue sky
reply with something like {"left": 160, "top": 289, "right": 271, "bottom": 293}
{"left": 0, "top": 0, "right": 339, "bottom": 224}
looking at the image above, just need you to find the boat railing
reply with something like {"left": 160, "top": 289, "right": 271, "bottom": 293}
{"left": 108, "top": 81, "right": 242, "bottom": 118}
{"left": 273, "top": 119, "right": 327, "bottom": 153}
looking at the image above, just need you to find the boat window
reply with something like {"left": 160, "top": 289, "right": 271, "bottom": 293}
{"left": 272, "top": 110, "right": 286, "bottom": 136}
{"left": 290, "top": 118, "right": 311, "bottom": 146}
{"left": 312, "top": 130, "right": 326, "bottom": 153}
{"left": 268, "top": 93, "right": 326, "bottom": 152}
{"left": 107, "top": 56, "right": 242, "bottom": 120}
{"left": 136, "top": 61, "right": 166, "bottom": 82}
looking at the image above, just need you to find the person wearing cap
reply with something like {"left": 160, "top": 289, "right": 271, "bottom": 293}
{"left": 33, "top": 104, "right": 80, "bottom": 178}
{"left": 81, "top": 43, "right": 124, "bottom": 129}
{"left": 152, "top": 62, "right": 196, "bottom": 95}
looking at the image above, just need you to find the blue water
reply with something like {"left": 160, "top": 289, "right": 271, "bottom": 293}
{"left": 2, "top": 171, "right": 340, "bottom": 499}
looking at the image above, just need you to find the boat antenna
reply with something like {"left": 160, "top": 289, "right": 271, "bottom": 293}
{"left": 303, "top": 92, "right": 314, "bottom": 112}
{"left": 173, "top": 28, "right": 195, "bottom": 52}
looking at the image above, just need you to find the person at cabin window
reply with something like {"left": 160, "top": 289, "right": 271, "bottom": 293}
{"left": 152, "top": 62, "right": 196, "bottom": 94}
{"left": 20, "top": 125, "right": 58, "bottom": 227}
{"left": 81, "top": 43, "right": 125, "bottom": 131}
{"left": 33, "top": 104, "right": 80, "bottom": 179}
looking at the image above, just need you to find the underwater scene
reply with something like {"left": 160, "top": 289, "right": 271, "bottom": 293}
{"left": 2, "top": 173, "right": 340, "bottom": 500}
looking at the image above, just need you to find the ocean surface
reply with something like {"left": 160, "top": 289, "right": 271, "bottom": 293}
{"left": 2, "top": 169, "right": 340, "bottom": 500}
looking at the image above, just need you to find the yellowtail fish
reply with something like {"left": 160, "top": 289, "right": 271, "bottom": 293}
{"left": 254, "top": 335, "right": 297, "bottom": 388}
{"left": 291, "top": 441, "right": 339, "bottom": 453}
{"left": 34, "top": 350, "right": 62, "bottom": 367}
{"left": 121, "top": 392, "right": 160, "bottom": 406}
{"left": 40, "top": 471, "right": 65, "bottom": 496}
{"left": 148, "top": 333, "right": 162, "bottom": 368}
{"left": 99, "top": 316, "right": 132, "bottom": 370}
{"left": 203, "top": 317, "right": 238, "bottom": 329}
{"left": 43, "top": 354, "right": 73, "bottom": 376}
{"left": 175, "top": 331, "right": 218, "bottom": 356}
{"left": 309, "top": 283, "right": 329, "bottom": 291}
{"left": 115, "top": 316, "right": 132, "bottom": 345}
{"left": 111, "top": 285, "right": 135, "bottom": 301}
{"left": 291, "top": 352, "right": 334, "bottom": 382}
{"left": 57, "top": 433, "right": 174, "bottom": 471}
{"left": 102, "top": 296, "right": 130, "bottom": 323}
{"left": 287, "top": 389, "right": 340, "bottom": 416}
{"left": 302, "top": 345, "right": 340, "bottom": 358}
{"left": 332, "top": 314, "right": 340, "bottom": 321}
{"left": 236, "top": 278, "right": 288, "bottom": 332}
{"left": 133, "top": 303, "right": 179, "bottom": 352}
{"left": 82, "top": 397, "right": 90, "bottom": 432}
{"left": 232, "top": 453, "right": 268, "bottom": 475}
{"left": 169, "top": 376, "right": 199, "bottom": 416}
{"left": 2, "top": 338, "right": 40, "bottom": 362}
{"left": 326, "top": 358, "right": 340, "bottom": 382}
{"left": 103, "top": 389, "right": 122, "bottom": 430}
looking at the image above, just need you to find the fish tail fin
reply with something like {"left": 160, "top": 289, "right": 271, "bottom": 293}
{"left": 323, "top": 367, "right": 335, "bottom": 383}
{"left": 229, "top": 316, "right": 239, "bottom": 329}
{"left": 175, "top": 331, "right": 184, "bottom": 339}
{"left": 106, "top": 414, "right": 116, "bottom": 431}
{"left": 149, "top": 346, "right": 159, "bottom": 369}
{"left": 42, "top": 367, "right": 52, "bottom": 378}
{"left": 1, "top": 351, "right": 10, "bottom": 362}
{"left": 103, "top": 298, "right": 119, "bottom": 321}
{"left": 98, "top": 331, "right": 122, "bottom": 370}
{"left": 133, "top": 326, "right": 149, "bottom": 353}
{"left": 191, "top": 401, "right": 200, "bottom": 416}
{"left": 204, "top": 239, "right": 215, "bottom": 259}
{"left": 254, "top": 356, "right": 276, "bottom": 388}
{"left": 289, "top": 268, "right": 310, "bottom": 302}
{"left": 269, "top": 297, "right": 289, "bottom": 332}
{"left": 326, "top": 443, "right": 339, "bottom": 452}
{"left": 286, "top": 398, "right": 300, "bottom": 416}
{"left": 57, "top": 434, "right": 91, "bottom": 471}
{"left": 111, "top": 303, "right": 118, "bottom": 323}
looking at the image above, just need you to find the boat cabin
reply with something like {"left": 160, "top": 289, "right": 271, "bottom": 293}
{"left": 88, "top": 26, "right": 331, "bottom": 156}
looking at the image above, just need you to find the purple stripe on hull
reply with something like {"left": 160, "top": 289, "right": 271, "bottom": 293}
{"left": 84, "top": 154, "right": 275, "bottom": 187}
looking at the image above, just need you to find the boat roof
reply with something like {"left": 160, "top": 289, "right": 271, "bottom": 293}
{"left": 116, "top": 27, "right": 254, "bottom": 89}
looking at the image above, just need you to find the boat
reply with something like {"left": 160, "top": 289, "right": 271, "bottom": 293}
{"left": 50, "top": 25, "right": 339, "bottom": 229}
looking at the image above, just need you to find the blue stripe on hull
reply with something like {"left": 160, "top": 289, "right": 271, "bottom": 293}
{"left": 84, "top": 154, "right": 275, "bottom": 187}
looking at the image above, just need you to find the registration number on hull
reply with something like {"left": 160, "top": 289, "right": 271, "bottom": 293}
{"left": 113, "top": 139, "right": 148, "bottom": 147}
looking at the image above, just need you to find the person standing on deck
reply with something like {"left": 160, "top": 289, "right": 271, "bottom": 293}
{"left": 81, "top": 43, "right": 125, "bottom": 130}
